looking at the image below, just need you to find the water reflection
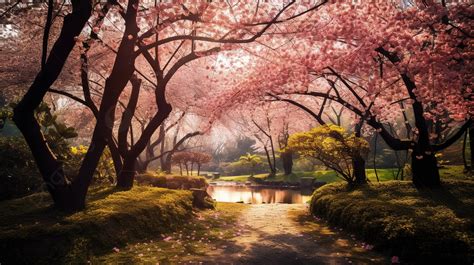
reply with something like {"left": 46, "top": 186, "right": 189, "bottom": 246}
{"left": 207, "top": 184, "right": 313, "bottom": 204}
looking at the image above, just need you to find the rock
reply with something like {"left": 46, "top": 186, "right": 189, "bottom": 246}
{"left": 190, "top": 188, "right": 215, "bottom": 209}
{"left": 300, "top": 177, "right": 314, "bottom": 188}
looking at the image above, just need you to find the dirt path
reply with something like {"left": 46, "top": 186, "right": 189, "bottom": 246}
{"left": 195, "top": 203, "right": 387, "bottom": 265}
{"left": 95, "top": 203, "right": 387, "bottom": 264}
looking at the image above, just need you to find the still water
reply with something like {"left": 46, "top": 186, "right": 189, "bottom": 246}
{"left": 207, "top": 183, "right": 313, "bottom": 204}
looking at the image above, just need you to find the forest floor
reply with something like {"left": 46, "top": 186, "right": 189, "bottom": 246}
{"left": 94, "top": 203, "right": 388, "bottom": 264}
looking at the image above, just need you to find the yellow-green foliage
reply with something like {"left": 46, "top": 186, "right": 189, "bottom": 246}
{"left": 0, "top": 186, "right": 194, "bottom": 264}
{"left": 310, "top": 180, "right": 474, "bottom": 264}
{"left": 136, "top": 173, "right": 208, "bottom": 190}
{"left": 238, "top": 153, "right": 263, "bottom": 176}
{"left": 288, "top": 125, "right": 369, "bottom": 183}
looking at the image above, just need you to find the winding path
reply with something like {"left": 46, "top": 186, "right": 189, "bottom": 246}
{"left": 196, "top": 204, "right": 387, "bottom": 265}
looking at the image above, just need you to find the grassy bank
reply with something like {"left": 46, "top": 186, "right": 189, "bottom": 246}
{"left": 219, "top": 165, "right": 469, "bottom": 184}
{"left": 220, "top": 168, "right": 400, "bottom": 183}
{"left": 92, "top": 202, "right": 248, "bottom": 263}
{"left": 136, "top": 173, "right": 208, "bottom": 189}
{"left": 310, "top": 180, "right": 474, "bottom": 264}
{"left": 0, "top": 186, "right": 194, "bottom": 264}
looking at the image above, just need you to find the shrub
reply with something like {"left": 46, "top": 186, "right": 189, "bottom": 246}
{"left": 136, "top": 173, "right": 208, "bottom": 190}
{"left": 67, "top": 145, "right": 115, "bottom": 184}
{"left": 0, "top": 103, "right": 82, "bottom": 200}
{"left": 0, "top": 136, "right": 42, "bottom": 200}
{"left": 310, "top": 180, "right": 474, "bottom": 264}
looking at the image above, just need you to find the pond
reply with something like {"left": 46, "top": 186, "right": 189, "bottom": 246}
{"left": 207, "top": 182, "right": 313, "bottom": 204}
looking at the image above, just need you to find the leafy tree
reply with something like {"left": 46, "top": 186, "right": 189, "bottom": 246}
{"left": 172, "top": 151, "right": 212, "bottom": 176}
{"left": 287, "top": 125, "right": 370, "bottom": 186}
{"left": 238, "top": 153, "right": 263, "bottom": 177}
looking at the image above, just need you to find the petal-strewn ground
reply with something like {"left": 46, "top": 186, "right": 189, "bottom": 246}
{"left": 95, "top": 203, "right": 388, "bottom": 264}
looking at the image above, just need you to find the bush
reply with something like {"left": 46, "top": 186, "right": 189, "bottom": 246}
{"left": 310, "top": 180, "right": 474, "bottom": 264}
{"left": 67, "top": 145, "right": 115, "bottom": 184}
{"left": 136, "top": 173, "right": 208, "bottom": 190}
{"left": 221, "top": 159, "right": 269, "bottom": 176}
{"left": 0, "top": 136, "right": 42, "bottom": 200}
{"left": 0, "top": 186, "right": 194, "bottom": 264}
{"left": 0, "top": 103, "right": 97, "bottom": 200}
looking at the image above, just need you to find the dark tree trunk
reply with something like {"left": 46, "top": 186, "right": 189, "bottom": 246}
{"left": 161, "top": 154, "right": 172, "bottom": 173}
{"left": 197, "top": 164, "right": 201, "bottom": 176}
{"left": 263, "top": 146, "right": 276, "bottom": 177}
{"left": 470, "top": 127, "right": 474, "bottom": 170}
{"left": 116, "top": 156, "right": 136, "bottom": 189}
{"left": 353, "top": 155, "right": 367, "bottom": 185}
{"left": 281, "top": 151, "right": 293, "bottom": 175}
{"left": 377, "top": 48, "right": 441, "bottom": 189}
{"left": 108, "top": 140, "right": 123, "bottom": 177}
{"left": 411, "top": 151, "right": 440, "bottom": 188}
{"left": 73, "top": 0, "right": 140, "bottom": 206}
{"left": 12, "top": 0, "right": 92, "bottom": 211}
{"left": 353, "top": 121, "right": 367, "bottom": 185}
{"left": 136, "top": 159, "right": 150, "bottom": 174}
{"left": 462, "top": 131, "right": 469, "bottom": 171}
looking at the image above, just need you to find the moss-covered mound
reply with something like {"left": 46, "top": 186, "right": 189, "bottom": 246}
{"left": 136, "top": 173, "right": 208, "bottom": 190}
{"left": 310, "top": 180, "right": 474, "bottom": 264}
{"left": 0, "top": 186, "right": 194, "bottom": 264}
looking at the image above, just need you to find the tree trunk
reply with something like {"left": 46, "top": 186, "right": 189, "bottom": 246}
{"left": 353, "top": 155, "right": 367, "bottom": 185}
{"left": 197, "top": 164, "right": 201, "bottom": 176}
{"left": 411, "top": 151, "right": 440, "bottom": 188}
{"left": 161, "top": 154, "right": 172, "bottom": 173}
{"left": 116, "top": 156, "right": 136, "bottom": 189}
{"left": 179, "top": 163, "right": 183, "bottom": 176}
{"left": 107, "top": 140, "right": 123, "bottom": 176}
{"left": 462, "top": 131, "right": 469, "bottom": 171}
{"left": 263, "top": 146, "right": 276, "bottom": 177}
{"left": 280, "top": 151, "right": 293, "bottom": 175}
{"left": 353, "top": 122, "right": 367, "bottom": 185}
{"left": 136, "top": 158, "right": 150, "bottom": 174}
{"left": 470, "top": 126, "right": 474, "bottom": 170}
{"left": 73, "top": 0, "right": 140, "bottom": 205}
{"left": 12, "top": 0, "right": 92, "bottom": 211}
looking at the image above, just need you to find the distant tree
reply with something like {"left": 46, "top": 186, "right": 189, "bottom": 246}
{"left": 287, "top": 125, "right": 370, "bottom": 186}
{"left": 223, "top": 136, "right": 257, "bottom": 162}
{"left": 172, "top": 151, "right": 212, "bottom": 176}
{"left": 194, "top": 152, "right": 212, "bottom": 176}
{"left": 238, "top": 153, "right": 263, "bottom": 177}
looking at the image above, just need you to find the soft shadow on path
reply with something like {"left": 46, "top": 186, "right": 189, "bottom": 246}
{"left": 194, "top": 204, "right": 388, "bottom": 265}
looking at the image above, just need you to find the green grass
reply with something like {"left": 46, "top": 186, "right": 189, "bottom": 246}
{"left": 91, "top": 202, "right": 248, "bottom": 264}
{"left": 136, "top": 173, "right": 208, "bottom": 189}
{"left": 310, "top": 179, "right": 474, "bottom": 264}
{"left": 218, "top": 169, "right": 397, "bottom": 183}
{"left": 218, "top": 165, "right": 470, "bottom": 184}
{"left": 0, "top": 186, "right": 194, "bottom": 264}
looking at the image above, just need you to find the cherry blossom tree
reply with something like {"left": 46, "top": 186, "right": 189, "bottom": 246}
{"left": 209, "top": 1, "right": 472, "bottom": 188}
{"left": 12, "top": 0, "right": 328, "bottom": 210}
